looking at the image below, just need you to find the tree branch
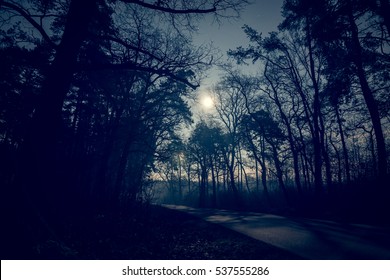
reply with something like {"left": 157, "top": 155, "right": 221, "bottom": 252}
{"left": 99, "top": 35, "right": 164, "bottom": 62}
{"left": 120, "top": 0, "right": 216, "bottom": 14}
{"left": 1, "top": 1, "right": 58, "bottom": 49}
{"left": 77, "top": 62, "right": 199, "bottom": 89}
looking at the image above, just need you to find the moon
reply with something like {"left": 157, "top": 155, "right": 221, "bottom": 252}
{"left": 201, "top": 95, "right": 214, "bottom": 109}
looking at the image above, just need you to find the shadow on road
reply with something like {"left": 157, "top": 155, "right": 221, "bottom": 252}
{"left": 162, "top": 204, "right": 390, "bottom": 260}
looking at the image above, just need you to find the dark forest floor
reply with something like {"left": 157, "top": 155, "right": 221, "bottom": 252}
{"left": 1, "top": 204, "right": 301, "bottom": 260}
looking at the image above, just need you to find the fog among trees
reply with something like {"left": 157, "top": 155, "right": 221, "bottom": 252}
{"left": 1, "top": 0, "right": 389, "bottom": 259}
{"left": 159, "top": 0, "right": 390, "bottom": 213}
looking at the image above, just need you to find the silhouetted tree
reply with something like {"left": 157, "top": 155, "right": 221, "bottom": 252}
{"left": 0, "top": 0, "right": 249, "bottom": 214}
{"left": 187, "top": 121, "right": 226, "bottom": 207}
{"left": 213, "top": 74, "right": 251, "bottom": 206}
{"left": 280, "top": 0, "right": 389, "bottom": 180}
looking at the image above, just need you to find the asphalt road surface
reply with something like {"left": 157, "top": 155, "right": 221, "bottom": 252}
{"left": 162, "top": 204, "right": 390, "bottom": 259}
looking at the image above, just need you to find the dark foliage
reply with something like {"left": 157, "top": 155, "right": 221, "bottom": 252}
{"left": 1, "top": 0, "right": 389, "bottom": 261}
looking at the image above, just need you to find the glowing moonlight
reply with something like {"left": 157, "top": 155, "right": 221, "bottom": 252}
{"left": 201, "top": 95, "right": 214, "bottom": 109}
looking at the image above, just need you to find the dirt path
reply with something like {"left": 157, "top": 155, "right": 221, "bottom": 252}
{"left": 162, "top": 204, "right": 390, "bottom": 259}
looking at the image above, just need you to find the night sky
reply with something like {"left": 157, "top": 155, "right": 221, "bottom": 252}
{"left": 196, "top": 0, "right": 283, "bottom": 54}
{"left": 191, "top": 0, "right": 283, "bottom": 113}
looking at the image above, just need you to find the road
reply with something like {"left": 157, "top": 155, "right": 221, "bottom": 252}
{"left": 162, "top": 204, "right": 390, "bottom": 259}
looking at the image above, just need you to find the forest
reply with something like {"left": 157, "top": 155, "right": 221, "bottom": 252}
{"left": 1, "top": 0, "right": 389, "bottom": 259}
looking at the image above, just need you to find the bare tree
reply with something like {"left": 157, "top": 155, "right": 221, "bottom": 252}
{"left": 0, "top": 0, "right": 249, "bottom": 213}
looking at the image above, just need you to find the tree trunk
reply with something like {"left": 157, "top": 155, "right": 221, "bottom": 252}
{"left": 285, "top": 46, "right": 319, "bottom": 192}
{"left": 319, "top": 111, "right": 332, "bottom": 190}
{"left": 210, "top": 157, "right": 217, "bottom": 207}
{"left": 270, "top": 142, "right": 288, "bottom": 200}
{"left": 347, "top": 5, "right": 388, "bottom": 180}
{"left": 225, "top": 144, "right": 240, "bottom": 203}
{"left": 187, "top": 164, "right": 191, "bottom": 193}
{"left": 260, "top": 137, "right": 269, "bottom": 197}
{"left": 329, "top": 134, "right": 342, "bottom": 185}
{"left": 306, "top": 17, "right": 324, "bottom": 194}
{"left": 264, "top": 71, "right": 303, "bottom": 194}
{"left": 199, "top": 165, "right": 207, "bottom": 207}
{"left": 113, "top": 133, "right": 135, "bottom": 206}
{"left": 19, "top": 0, "right": 97, "bottom": 214}
{"left": 255, "top": 159, "right": 259, "bottom": 192}
{"left": 335, "top": 106, "right": 351, "bottom": 183}
{"left": 178, "top": 154, "right": 182, "bottom": 198}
